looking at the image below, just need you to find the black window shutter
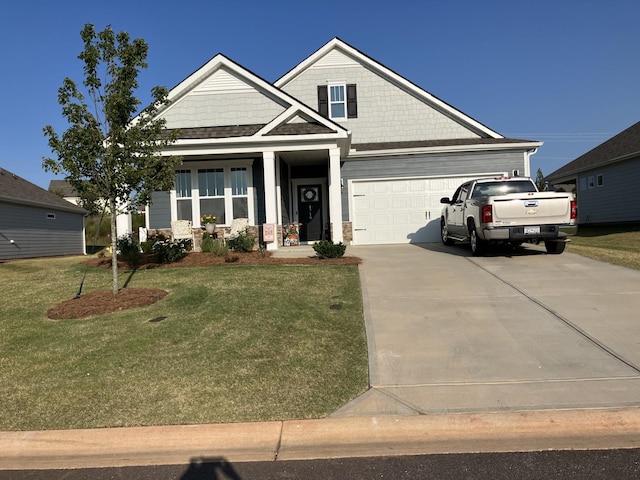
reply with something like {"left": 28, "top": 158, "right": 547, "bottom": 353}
{"left": 317, "top": 86, "right": 328, "bottom": 118}
{"left": 347, "top": 84, "right": 358, "bottom": 118}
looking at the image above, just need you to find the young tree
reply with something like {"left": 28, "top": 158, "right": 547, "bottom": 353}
{"left": 535, "top": 168, "right": 547, "bottom": 191}
{"left": 43, "top": 24, "right": 181, "bottom": 294}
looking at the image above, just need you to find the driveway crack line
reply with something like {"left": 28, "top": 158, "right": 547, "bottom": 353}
{"left": 467, "top": 257, "right": 640, "bottom": 375}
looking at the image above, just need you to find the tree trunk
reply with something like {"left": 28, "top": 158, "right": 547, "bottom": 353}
{"left": 110, "top": 198, "right": 119, "bottom": 295}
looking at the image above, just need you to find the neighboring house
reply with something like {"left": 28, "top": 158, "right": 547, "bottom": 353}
{"left": 48, "top": 179, "right": 82, "bottom": 206}
{"left": 546, "top": 120, "right": 640, "bottom": 225}
{"left": 148, "top": 38, "right": 541, "bottom": 247}
{"left": 0, "top": 168, "right": 87, "bottom": 260}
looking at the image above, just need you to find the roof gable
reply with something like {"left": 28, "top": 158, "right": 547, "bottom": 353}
{"left": 275, "top": 37, "right": 503, "bottom": 139}
{"left": 547, "top": 120, "right": 640, "bottom": 180}
{"left": 157, "top": 53, "right": 348, "bottom": 142}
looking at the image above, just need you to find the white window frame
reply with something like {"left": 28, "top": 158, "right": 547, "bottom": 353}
{"left": 328, "top": 83, "right": 346, "bottom": 120}
{"left": 170, "top": 160, "right": 254, "bottom": 227}
{"left": 596, "top": 173, "right": 604, "bottom": 187}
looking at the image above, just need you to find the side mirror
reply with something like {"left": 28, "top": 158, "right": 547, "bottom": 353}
{"left": 440, "top": 197, "right": 451, "bottom": 204}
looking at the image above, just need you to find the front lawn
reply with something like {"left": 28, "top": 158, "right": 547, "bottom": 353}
{"left": 0, "top": 256, "right": 368, "bottom": 431}
{"left": 567, "top": 223, "right": 640, "bottom": 270}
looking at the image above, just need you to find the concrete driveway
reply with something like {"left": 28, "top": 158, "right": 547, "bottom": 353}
{"left": 334, "top": 243, "right": 640, "bottom": 416}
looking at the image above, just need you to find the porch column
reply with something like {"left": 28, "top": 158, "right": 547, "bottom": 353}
{"left": 328, "top": 147, "right": 343, "bottom": 243}
{"left": 263, "top": 151, "right": 278, "bottom": 250}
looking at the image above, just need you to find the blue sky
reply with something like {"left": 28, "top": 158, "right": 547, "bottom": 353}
{"left": 2, "top": 0, "right": 639, "bottom": 189}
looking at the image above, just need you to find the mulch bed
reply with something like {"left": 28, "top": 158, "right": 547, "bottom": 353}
{"left": 47, "top": 251, "right": 361, "bottom": 320}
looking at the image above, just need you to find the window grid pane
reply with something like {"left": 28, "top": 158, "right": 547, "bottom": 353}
{"left": 329, "top": 85, "right": 346, "bottom": 119}
{"left": 231, "top": 167, "right": 248, "bottom": 196}
{"left": 175, "top": 170, "right": 191, "bottom": 198}
{"left": 198, "top": 169, "right": 224, "bottom": 197}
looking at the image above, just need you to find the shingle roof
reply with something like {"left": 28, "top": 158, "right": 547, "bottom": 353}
{"left": 164, "top": 122, "right": 336, "bottom": 140}
{"left": 0, "top": 169, "right": 86, "bottom": 214}
{"left": 352, "top": 137, "right": 538, "bottom": 152}
{"left": 546, "top": 120, "right": 640, "bottom": 181}
{"left": 48, "top": 180, "right": 78, "bottom": 197}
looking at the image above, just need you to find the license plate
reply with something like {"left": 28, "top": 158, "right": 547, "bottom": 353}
{"left": 524, "top": 226, "right": 540, "bottom": 235}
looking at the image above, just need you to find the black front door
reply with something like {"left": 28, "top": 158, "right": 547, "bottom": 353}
{"left": 297, "top": 185, "right": 323, "bottom": 241}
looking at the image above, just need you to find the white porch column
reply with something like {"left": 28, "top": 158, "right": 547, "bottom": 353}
{"left": 263, "top": 151, "right": 279, "bottom": 250}
{"left": 328, "top": 147, "right": 343, "bottom": 243}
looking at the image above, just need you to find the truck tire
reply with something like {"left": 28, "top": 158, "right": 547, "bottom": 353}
{"left": 468, "top": 222, "right": 485, "bottom": 256}
{"left": 545, "top": 240, "right": 566, "bottom": 254}
{"left": 441, "top": 219, "right": 455, "bottom": 245}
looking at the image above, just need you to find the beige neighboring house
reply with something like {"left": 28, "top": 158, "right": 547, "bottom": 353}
{"left": 47, "top": 180, "right": 133, "bottom": 235}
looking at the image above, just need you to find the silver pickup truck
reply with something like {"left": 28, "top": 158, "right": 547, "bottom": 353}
{"left": 440, "top": 177, "right": 577, "bottom": 255}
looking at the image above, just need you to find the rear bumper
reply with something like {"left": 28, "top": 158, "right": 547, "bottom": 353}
{"left": 482, "top": 224, "right": 578, "bottom": 241}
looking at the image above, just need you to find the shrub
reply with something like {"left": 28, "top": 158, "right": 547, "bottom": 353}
{"left": 227, "top": 229, "right": 255, "bottom": 252}
{"left": 313, "top": 240, "right": 347, "bottom": 259}
{"left": 152, "top": 237, "right": 190, "bottom": 263}
{"left": 116, "top": 234, "right": 141, "bottom": 267}
{"left": 201, "top": 235, "right": 229, "bottom": 257}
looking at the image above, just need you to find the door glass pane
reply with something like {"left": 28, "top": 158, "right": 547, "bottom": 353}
{"left": 200, "top": 198, "right": 225, "bottom": 225}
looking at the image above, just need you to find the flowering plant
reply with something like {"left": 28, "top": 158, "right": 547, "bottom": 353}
{"left": 284, "top": 222, "right": 301, "bottom": 236}
{"left": 200, "top": 214, "right": 217, "bottom": 224}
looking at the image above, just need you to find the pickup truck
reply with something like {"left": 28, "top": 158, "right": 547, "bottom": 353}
{"left": 440, "top": 177, "right": 577, "bottom": 255}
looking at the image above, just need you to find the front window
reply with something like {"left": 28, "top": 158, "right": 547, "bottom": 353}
{"left": 329, "top": 84, "right": 346, "bottom": 119}
{"left": 175, "top": 164, "right": 253, "bottom": 226}
{"left": 175, "top": 170, "right": 192, "bottom": 221}
{"left": 198, "top": 169, "right": 225, "bottom": 224}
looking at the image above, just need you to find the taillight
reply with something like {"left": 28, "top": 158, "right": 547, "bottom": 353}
{"left": 570, "top": 200, "right": 577, "bottom": 220}
{"left": 482, "top": 205, "right": 493, "bottom": 223}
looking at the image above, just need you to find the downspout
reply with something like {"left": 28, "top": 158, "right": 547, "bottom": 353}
{"left": 524, "top": 147, "right": 538, "bottom": 178}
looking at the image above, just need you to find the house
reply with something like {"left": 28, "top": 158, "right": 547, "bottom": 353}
{"left": 0, "top": 168, "right": 87, "bottom": 260}
{"left": 148, "top": 38, "right": 541, "bottom": 248}
{"left": 48, "top": 179, "right": 82, "bottom": 206}
{"left": 546, "top": 120, "right": 640, "bottom": 225}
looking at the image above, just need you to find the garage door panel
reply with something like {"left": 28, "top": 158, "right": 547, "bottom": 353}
{"left": 352, "top": 175, "right": 489, "bottom": 245}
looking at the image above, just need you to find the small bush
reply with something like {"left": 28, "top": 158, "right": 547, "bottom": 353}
{"left": 201, "top": 235, "right": 229, "bottom": 257}
{"left": 116, "top": 234, "right": 141, "bottom": 267}
{"left": 152, "top": 237, "right": 190, "bottom": 263}
{"left": 227, "top": 229, "right": 255, "bottom": 252}
{"left": 313, "top": 240, "right": 347, "bottom": 259}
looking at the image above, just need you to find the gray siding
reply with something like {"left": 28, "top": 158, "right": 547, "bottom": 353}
{"left": 148, "top": 191, "right": 171, "bottom": 229}
{"left": 161, "top": 91, "right": 285, "bottom": 129}
{"left": 280, "top": 51, "right": 479, "bottom": 144}
{"left": 0, "top": 202, "right": 85, "bottom": 260}
{"left": 576, "top": 157, "right": 640, "bottom": 224}
{"left": 341, "top": 150, "right": 525, "bottom": 220}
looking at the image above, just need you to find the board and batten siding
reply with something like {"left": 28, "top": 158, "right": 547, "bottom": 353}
{"left": 280, "top": 50, "right": 479, "bottom": 145}
{"left": 340, "top": 150, "right": 526, "bottom": 221}
{"left": 0, "top": 202, "right": 85, "bottom": 260}
{"left": 576, "top": 157, "right": 640, "bottom": 224}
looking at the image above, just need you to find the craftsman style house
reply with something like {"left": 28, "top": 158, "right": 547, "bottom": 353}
{"left": 148, "top": 38, "right": 541, "bottom": 249}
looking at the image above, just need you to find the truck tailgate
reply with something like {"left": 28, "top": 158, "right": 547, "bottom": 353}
{"left": 492, "top": 193, "right": 572, "bottom": 224}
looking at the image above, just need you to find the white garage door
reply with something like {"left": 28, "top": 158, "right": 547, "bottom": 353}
{"left": 351, "top": 176, "right": 482, "bottom": 245}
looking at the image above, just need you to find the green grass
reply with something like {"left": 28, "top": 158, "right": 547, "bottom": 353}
{"left": 567, "top": 223, "right": 640, "bottom": 270}
{"left": 0, "top": 257, "right": 368, "bottom": 431}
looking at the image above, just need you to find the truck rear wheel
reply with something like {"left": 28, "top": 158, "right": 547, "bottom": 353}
{"left": 545, "top": 240, "right": 566, "bottom": 254}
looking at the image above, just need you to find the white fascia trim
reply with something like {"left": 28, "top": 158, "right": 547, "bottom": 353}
{"left": 348, "top": 141, "right": 543, "bottom": 158}
{"left": 275, "top": 38, "right": 502, "bottom": 139}
{"left": 163, "top": 139, "right": 347, "bottom": 157}
{"left": 254, "top": 105, "right": 348, "bottom": 138}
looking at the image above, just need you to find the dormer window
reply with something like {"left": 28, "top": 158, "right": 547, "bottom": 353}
{"left": 318, "top": 84, "right": 357, "bottom": 120}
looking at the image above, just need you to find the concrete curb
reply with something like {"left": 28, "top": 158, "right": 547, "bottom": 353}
{"left": 2, "top": 407, "right": 640, "bottom": 470}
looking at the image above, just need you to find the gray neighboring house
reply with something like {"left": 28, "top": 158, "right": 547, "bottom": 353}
{"left": 0, "top": 168, "right": 87, "bottom": 260}
{"left": 148, "top": 38, "right": 541, "bottom": 247}
{"left": 546, "top": 120, "right": 640, "bottom": 225}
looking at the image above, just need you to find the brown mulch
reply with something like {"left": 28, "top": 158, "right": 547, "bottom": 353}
{"left": 48, "top": 251, "right": 360, "bottom": 320}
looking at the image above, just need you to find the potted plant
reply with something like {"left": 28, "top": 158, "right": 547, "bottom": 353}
{"left": 283, "top": 222, "right": 301, "bottom": 246}
{"left": 200, "top": 214, "right": 217, "bottom": 234}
